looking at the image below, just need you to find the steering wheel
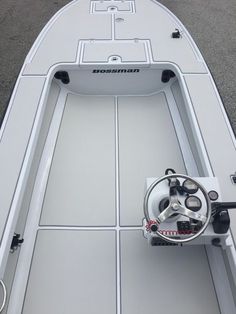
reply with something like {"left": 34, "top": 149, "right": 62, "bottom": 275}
{"left": 143, "top": 174, "right": 212, "bottom": 244}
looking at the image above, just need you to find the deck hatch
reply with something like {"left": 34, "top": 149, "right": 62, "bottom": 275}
{"left": 91, "top": 0, "right": 135, "bottom": 14}
{"left": 81, "top": 40, "right": 148, "bottom": 64}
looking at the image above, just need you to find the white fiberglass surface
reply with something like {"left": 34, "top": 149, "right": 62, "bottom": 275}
{"left": 21, "top": 91, "right": 219, "bottom": 314}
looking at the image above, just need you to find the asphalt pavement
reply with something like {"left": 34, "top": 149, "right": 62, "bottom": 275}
{"left": 0, "top": 0, "right": 235, "bottom": 130}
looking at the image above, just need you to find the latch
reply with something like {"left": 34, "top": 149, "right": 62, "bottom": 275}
{"left": 230, "top": 172, "right": 236, "bottom": 184}
{"left": 172, "top": 28, "right": 181, "bottom": 38}
{"left": 10, "top": 233, "right": 24, "bottom": 253}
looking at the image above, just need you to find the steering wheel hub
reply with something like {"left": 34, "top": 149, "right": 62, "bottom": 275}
{"left": 172, "top": 203, "right": 180, "bottom": 211}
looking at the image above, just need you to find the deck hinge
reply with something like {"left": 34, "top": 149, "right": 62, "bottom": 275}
{"left": 10, "top": 233, "right": 24, "bottom": 253}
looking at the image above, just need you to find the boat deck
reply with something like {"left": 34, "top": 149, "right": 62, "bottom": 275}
{"left": 19, "top": 92, "right": 219, "bottom": 314}
{"left": 1, "top": 0, "right": 236, "bottom": 312}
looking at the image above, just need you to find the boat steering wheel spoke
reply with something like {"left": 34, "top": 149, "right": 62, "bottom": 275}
{"left": 157, "top": 205, "right": 173, "bottom": 223}
{"left": 178, "top": 205, "right": 207, "bottom": 223}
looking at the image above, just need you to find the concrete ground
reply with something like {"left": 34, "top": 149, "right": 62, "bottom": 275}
{"left": 0, "top": 0, "right": 235, "bottom": 131}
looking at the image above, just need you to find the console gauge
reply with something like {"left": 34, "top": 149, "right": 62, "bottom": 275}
{"left": 208, "top": 190, "right": 219, "bottom": 201}
{"left": 185, "top": 196, "right": 202, "bottom": 212}
{"left": 183, "top": 179, "right": 199, "bottom": 194}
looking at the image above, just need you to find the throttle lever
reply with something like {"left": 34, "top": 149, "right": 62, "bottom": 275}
{"left": 212, "top": 202, "right": 236, "bottom": 213}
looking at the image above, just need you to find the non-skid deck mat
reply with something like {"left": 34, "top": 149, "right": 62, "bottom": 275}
{"left": 40, "top": 94, "right": 116, "bottom": 226}
{"left": 118, "top": 93, "right": 185, "bottom": 226}
{"left": 41, "top": 92, "right": 185, "bottom": 227}
{"left": 120, "top": 230, "right": 220, "bottom": 314}
{"left": 22, "top": 230, "right": 220, "bottom": 314}
{"left": 22, "top": 230, "right": 116, "bottom": 314}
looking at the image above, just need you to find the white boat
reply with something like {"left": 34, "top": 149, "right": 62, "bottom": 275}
{"left": 0, "top": 1, "right": 236, "bottom": 313}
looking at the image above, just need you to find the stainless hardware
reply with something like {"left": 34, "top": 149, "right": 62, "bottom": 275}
{"left": 0, "top": 280, "right": 6, "bottom": 313}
